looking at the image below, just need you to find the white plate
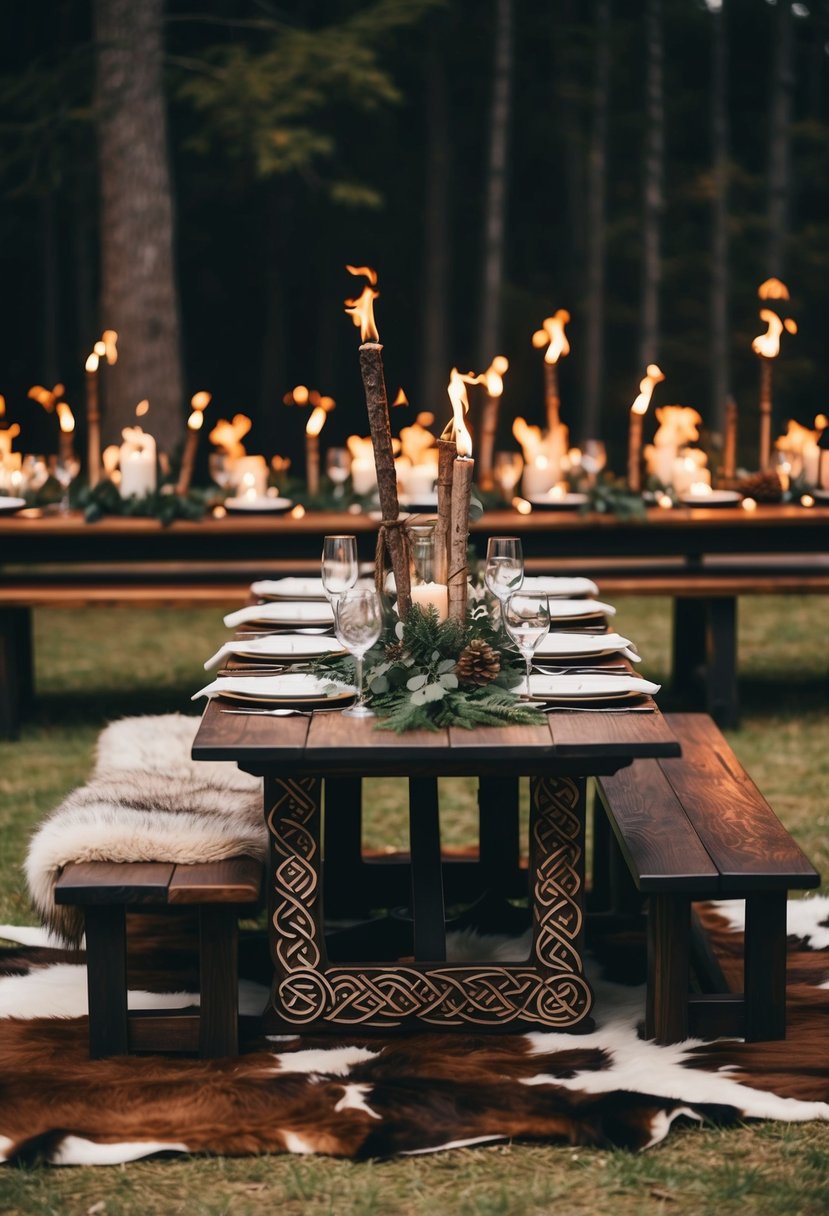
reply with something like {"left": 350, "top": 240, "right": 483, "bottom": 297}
{"left": 678, "top": 490, "right": 742, "bottom": 507}
{"left": 521, "top": 576, "right": 600, "bottom": 599}
{"left": 224, "top": 496, "right": 293, "bottom": 514}
{"left": 250, "top": 577, "right": 327, "bottom": 601}
{"left": 527, "top": 492, "right": 589, "bottom": 511}
{"left": 223, "top": 601, "right": 335, "bottom": 629}
{"left": 203, "top": 634, "right": 347, "bottom": 669}
{"left": 535, "top": 632, "right": 640, "bottom": 661}
{"left": 540, "top": 598, "right": 617, "bottom": 620}
{"left": 0, "top": 496, "right": 26, "bottom": 515}
{"left": 812, "top": 490, "right": 829, "bottom": 503}
{"left": 193, "top": 672, "right": 355, "bottom": 705}
{"left": 527, "top": 673, "right": 660, "bottom": 702}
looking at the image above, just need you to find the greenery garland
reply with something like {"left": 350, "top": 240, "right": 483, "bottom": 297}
{"left": 313, "top": 604, "right": 545, "bottom": 733}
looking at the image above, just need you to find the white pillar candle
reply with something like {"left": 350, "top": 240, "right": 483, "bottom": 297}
{"left": 400, "top": 462, "right": 437, "bottom": 499}
{"left": 649, "top": 445, "right": 676, "bottom": 487}
{"left": 118, "top": 427, "right": 157, "bottom": 499}
{"left": 522, "top": 456, "right": 557, "bottom": 499}
{"left": 351, "top": 456, "right": 377, "bottom": 496}
{"left": 411, "top": 580, "right": 449, "bottom": 622}
{"left": 232, "top": 455, "right": 268, "bottom": 498}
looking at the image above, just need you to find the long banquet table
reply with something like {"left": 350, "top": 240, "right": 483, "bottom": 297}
{"left": 2, "top": 503, "right": 828, "bottom": 735}
{"left": 191, "top": 699, "right": 681, "bottom": 1035}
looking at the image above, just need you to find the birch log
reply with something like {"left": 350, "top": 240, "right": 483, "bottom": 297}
{"left": 477, "top": 393, "right": 498, "bottom": 491}
{"left": 628, "top": 412, "right": 644, "bottom": 492}
{"left": 434, "top": 438, "right": 456, "bottom": 584}
{"left": 359, "top": 342, "right": 411, "bottom": 615}
{"left": 759, "top": 360, "right": 773, "bottom": 470}
{"left": 448, "top": 455, "right": 474, "bottom": 622}
{"left": 85, "top": 363, "right": 102, "bottom": 488}
{"left": 544, "top": 361, "right": 560, "bottom": 435}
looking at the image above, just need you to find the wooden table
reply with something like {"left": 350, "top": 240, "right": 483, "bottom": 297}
{"left": 192, "top": 702, "right": 680, "bottom": 1035}
{"left": 2, "top": 504, "right": 828, "bottom": 735}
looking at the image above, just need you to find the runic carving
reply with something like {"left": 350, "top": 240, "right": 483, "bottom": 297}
{"left": 266, "top": 772, "right": 591, "bottom": 1030}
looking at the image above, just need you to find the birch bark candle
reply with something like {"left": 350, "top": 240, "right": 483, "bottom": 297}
{"left": 85, "top": 353, "right": 102, "bottom": 488}
{"left": 627, "top": 364, "right": 664, "bottom": 492}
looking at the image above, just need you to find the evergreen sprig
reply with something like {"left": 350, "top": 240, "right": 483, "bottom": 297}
{"left": 313, "top": 604, "right": 544, "bottom": 733}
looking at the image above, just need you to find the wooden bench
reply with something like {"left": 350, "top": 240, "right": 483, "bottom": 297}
{"left": 594, "top": 712, "right": 820, "bottom": 1045}
{"left": 54, "top": 856, "right": 263, "bottom": 1059}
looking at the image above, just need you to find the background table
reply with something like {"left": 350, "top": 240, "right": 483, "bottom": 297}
{"left": 192, "top": 702, "right": 680, "bottom": 1035}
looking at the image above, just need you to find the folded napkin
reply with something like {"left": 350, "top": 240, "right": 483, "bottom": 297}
{"left": 203, "top": 633, "right": 344, "bottom": 670}
{"left": 534, "top": 632, "right": 641, "bottom": 661}
{"left": 521, "top": 576, "right": 600, "bottom": 598}
{"left": 223, "top": 601, "right": 335, "bottom": 629}
{"left": 192, "top": 673, "right": 355, "bottom": 702}
{"left": 527, "top": 673, "right": 660, "bottom": 701}
{"left": 543, "top": 598, "right": 616, "bottom": 619}
{"left": 250, "top": 577, "right": 326, "bottom": 600}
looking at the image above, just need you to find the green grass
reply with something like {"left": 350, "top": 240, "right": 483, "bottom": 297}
{"left": 0, "top": 598, "right": 827, "bottom": 1214}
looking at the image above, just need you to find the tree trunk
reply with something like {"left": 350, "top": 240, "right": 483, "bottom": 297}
{"left": 582, "top": 0, "right": 611, "bottom": 443}
{"left": 710, "top": 0, "right": 730, "bottom": 434}
{"left": 478, "top": 0, "right": 514, "bottom": 369}
{"left": 767, "top": 0, "right": 794, "bottom": 278}
{"left": 71, "top": 167, "right": 97, "bottom": 365}
{"left": 39, "top": 192, "right": 60, "bottom": 387}
{"left": 419, "top": 30, "right": 451, "bottom": 414}
{"left": 258, "top": 185, "right": 286, "bottom": 451}
{"left": 639, "top": 0, "right": 664, "bottom": 369}
{"left": 95, "top": 0, "right": 183, "bottom": 453}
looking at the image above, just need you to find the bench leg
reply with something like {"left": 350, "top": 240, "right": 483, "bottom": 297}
{"left": 0, "top": 607, "right": 34, "bottom": 740}
{"left": 744, "top": 891, "right": 787, "bottom": 1041}
{"left": 646, "top": 895, "right": 690, "bottom": 1044}
{"left": 84, "top": 904, "right": 129, "bottom": 1058}
{"left": 672, "top": 598, "right": 706, "bottom": 700}
{"left": 198, "top": 906, "right": 239, "bottom": 1058}
{"left": 705, "top": 596, "right": 739, "bottom": 729}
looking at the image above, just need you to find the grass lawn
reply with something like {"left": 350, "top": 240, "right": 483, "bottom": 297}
{"left": 0, "top": 597, "right": 827, "bottom": 1214}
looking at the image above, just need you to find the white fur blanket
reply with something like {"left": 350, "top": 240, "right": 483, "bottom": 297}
{"left": 25, "top": 714, "right": 264, "bottom": 944}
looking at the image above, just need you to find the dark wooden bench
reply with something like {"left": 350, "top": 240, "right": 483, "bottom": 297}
{"left": 54, "top": 856, "right": 263, "bottom": 1059}
{"left": 594, "top": 712, "right": 820, "bottom": 1045}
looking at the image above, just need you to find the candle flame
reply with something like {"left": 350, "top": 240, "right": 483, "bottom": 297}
{"left": 532, "top": 310, "right": 571, "bottom": 364}
{"left": 630, "top": 364, "right": 665, "bottom": 416}
{"left": 292, "top": 384, "right": 310, "bottom": 405}
{"left": 102, "top": 445, "right": 120, "bottom": 475}
{"left": 393, "top": 387, "right": 409, "bottom": 406}
{"left": 305, "top": 405, "right": 327, "bottom": 437}
{"left": 345, "top": 264, "right": 378, "bottom": 286}
{"left": 758, "top": 278, "right": 790, "bottom": 301}
{"left": 191, "top": 391, "right": 211, "bottom": 411}
{"left": 187, "top": 411, "right": 205, "bottom": 432}
{"left": 209, "top": 415, "right": 251, "bottom": 459}
{"left": 0, "top": 395, "right": 4, "bottom": 418}
{"left": 135, "top": 399, "right": 150, "bottom": 417}
{"left": 102, "top": 330, "right": 118, "bottom": 365}
{"left": 816, "top": 414, "right": 828, "bottom": 429}
{"left": 483, "top": 355, "right": 509, "bottom": 397}
{"left": 446, "top": 368, "right": 473, "bottom": 458}
{"left": 94, "top": 341, "right": 106, "bottom": 357}
{"left": 775, "top": 418, "right": 817, "bottom": 454}
{"left": 56, "top": 402, "right": 75, "bottom": 434}
{"left": 344, "top": 284, "right": 379, "bottom": 342}
{"left": 28, "top": 384, "right": 63, "bottom": 412}
{"left": 752, "top": 309, "right": 797, "bottom": 360}
{"left": 320, "top": 395, "right": 336, "bottom": 411}
{"left": 85, "top": 352, "right": 99, "bottom": 374}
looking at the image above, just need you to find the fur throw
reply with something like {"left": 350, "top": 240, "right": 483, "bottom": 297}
{"left": 25, "top": 714, "right": 264, "bottom": 943}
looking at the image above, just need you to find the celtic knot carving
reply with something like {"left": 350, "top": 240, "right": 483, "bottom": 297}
{"left": 265, "top": 772, "right": 592, "bottom": 1031}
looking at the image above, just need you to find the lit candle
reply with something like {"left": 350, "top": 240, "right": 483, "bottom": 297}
{"left": 85, "top": 352, "right": 102, "bottom": 488}
{"left": 118, "top": 426, "right": 157, "bottom": 499}
{"left": 446, "top": 369, "right": 474, "bottom": 623}
{"left": 56, "top": 402, "right": 75, "bottom": 463}
{"left": 752, "top": 279, "right": 796, "bottom": 470}
{"left": 627, "top": 364, "right": 665, "bottom": 492}
{"left": 477, "top": 355, "right": 509, "bottom": 490}
{"left": 532, "top": 311, "right": 570, "bottom": 435}
{"left": 723, "top": 396, "right": 738, "bottom": 480}
{"left": 175, "top": 391, "right": 211, "bottom": 496}
{"left": 410, "top": 581, "right": 449, "bottom": 622}
{"left": 521, "top": 455, "right": 555, "bottom": 499}
{"left": 305, "top": 404, "right": 326, "bottom": 496}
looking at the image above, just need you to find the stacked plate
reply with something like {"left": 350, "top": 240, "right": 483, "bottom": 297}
{"left": 204, "top": 633, "right": 346, "bottom": 670}
{"left": 223, "top": 601, "right": 335, "bottom": 629}
{"left": 520, "top": 575, "right": 599, "bottom": 599}
{"left": 534, "top": 632, "right": 640, "bottom": 662}
{"left": 527, "top": 672, "right": 660, "bottom": 705}
{"left": 193, "top": 672, "right": 355, "bottom": 708}
{"left": 250, "top": 577, "right": 327, "bottom": 601}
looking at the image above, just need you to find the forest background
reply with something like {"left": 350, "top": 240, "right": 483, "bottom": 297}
{"left": 1, "top": 0, "right": 826, "bottom": 479}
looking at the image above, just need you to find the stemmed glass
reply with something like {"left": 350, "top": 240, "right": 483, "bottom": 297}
{"left": 326, "top": 448, "right": 352, "bottom": 499}
{"left": 48, "top": 454, "right": 81, "bottom": 514}
{"left": 485, "top": 537, "right": 524, "bottom": 633}
{"left": 493, "top": 451, "right": 524, "bottom": 501}
{"left": 334, "top": 588, "right": 383, "bottom": 718}
{"left": 321, "top": 535, "right": 358, "bottom": 609}
{"left": 581, "top": 440, "right": 607, "bottom": 488}
{"left": 503, "top": 592, "right": 551, "bottom": 700}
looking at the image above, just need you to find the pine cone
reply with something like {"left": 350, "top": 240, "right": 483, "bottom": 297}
{"left": 455, "top": 639, "right": 501, "bottom": 686}
{"left": 738, "top": 470, "right": 784, "bottom": 503}
{"left": 385, "top": 640, "right": 405, "bottom": 662}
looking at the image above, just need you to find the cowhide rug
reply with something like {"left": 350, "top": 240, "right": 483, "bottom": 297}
{"left": 1, "top": 900, "right": 828, "bottom": 1167}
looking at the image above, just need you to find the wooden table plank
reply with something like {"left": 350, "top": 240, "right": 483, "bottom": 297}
{"left": 547, "top": 707, "right": 682, "bottom": 761}
{"left": 191, "top": 699, "right": 310, "bottom": 764}
{"left": 54, "top": 861, "right": 174, "bottom": 904}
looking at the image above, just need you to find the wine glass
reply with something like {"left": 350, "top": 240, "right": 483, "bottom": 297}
{"left": 581, "top": 440, "right": 607, "bottom": 487}
{"left": 334, "top": 587, "right": 383, "bottom": 718}
{"left": 326, "top": 448, "right": 352, "bottom": 498}
{"left": 48, "top": 454, "right": 81, "bottom": 514}
{"left": 493, "top": 451, "right": 524, "bottom": 501}
{"left": 321, "top": 535, "right": 358, "bottom": 608}
{"left": 503, "top": 592, "right": 551, "bottom": 699}
{"left": 485, "top": 537, "right": 524, "bottom": 632}
{"left": 209, "top": 452, "right": 234, "bottom": 491}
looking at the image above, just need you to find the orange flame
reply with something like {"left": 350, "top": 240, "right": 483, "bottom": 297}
{"left": 94, "top": 341, "right": 106, "bottom": 357}
{"left": 135, "top": 399, "right": 150, "bottom": 417}
{"left": 446, "top": 368, "right": 473, "bottom": 458}
{"left": 758, "top": 278, "right": 790, "bottom": 301}
{"left": 292, "top": 384, "right": 310, "bottom": 406}
{"left": 345, "top": 264, "right": 378, "bottom": 286}
{"left": 187, "top": 410, "right": 205, "bottom": 432}
{"left": 816, "top": 414, "right": 828, "bottom": 430}
{"left": 305, "top": 405, "right": 327, "bottom": 437}
{"left": 393, "top": 388, "right": 409, "bottom": 406}
{"left": 320, "top": 395, "right": 336, "bottom": 411}
{"left": 209, "top": 415, "right": 251, "bottom": 459}
{"left": 102, "top": 445, "right": 120, "bottom": 475}
{"left": 85, "top": 352, "right": 99, "bottom": 374}
{"left": 102, "top": 330, "right": 118, "bottom": 365}
{"left": 532, "top": 311, "right": 571, "bottom": 364}
{"left": 344, "top": 285, "right": 379, "bottom": 343}
{"left": 630, "top": 364, "right": 665, "bottom": 416}
{"left": 0, "top": 395, "right": 4, "bottom": 418}
{"left": 483, "top": 355, "right": 508, "bottom": 397}
{"left": 28, "top": 384, "right": 63, "bottom": 412}
{"left": 56, "top": 402, "right": 75, "bottom": 434}
{"left": 191, "top": 391, "right": 211, "bottom": 411}
{"left": 752, "top": 309, "right": 798, "bottom": 360}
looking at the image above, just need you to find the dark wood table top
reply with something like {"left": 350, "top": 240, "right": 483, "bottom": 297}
{"left": 191, "top": 696, "right": 681, "bottom": 778}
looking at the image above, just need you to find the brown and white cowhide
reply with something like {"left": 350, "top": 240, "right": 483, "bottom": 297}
{"left": 1, "top": 900, "right": 828, "bottom": 1167}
